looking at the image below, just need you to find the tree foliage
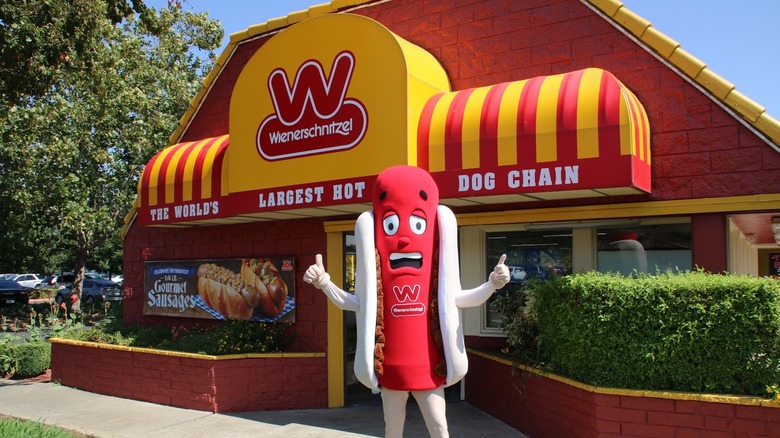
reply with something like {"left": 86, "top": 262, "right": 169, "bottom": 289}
{"left": 0, "top": 1, "right": 222, "bottom": 286}
{"left": 0, "top": 0, "right": 151, "bottom": 106}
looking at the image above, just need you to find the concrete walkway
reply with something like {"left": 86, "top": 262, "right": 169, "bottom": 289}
{"left": 0, "top": 379, "right": 527, "bottom": 437}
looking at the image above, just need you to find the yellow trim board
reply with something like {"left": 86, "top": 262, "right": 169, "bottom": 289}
{"left": 323, "top": 194, "right": 780, "bottom": 230}
{"left": 50, "top": 338, "right": 324, "bottom": 360}
{"left": 325, "top": 231, "right": 346, "bottom": 407}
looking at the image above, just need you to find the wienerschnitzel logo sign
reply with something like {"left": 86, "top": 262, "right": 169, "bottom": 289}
{"left": 256, "top": 51, "right": 368, "bottom": 161}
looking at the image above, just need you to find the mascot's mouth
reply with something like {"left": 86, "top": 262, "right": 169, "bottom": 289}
{"left": 389, "top": 252, "right": 422, "bottom": 269}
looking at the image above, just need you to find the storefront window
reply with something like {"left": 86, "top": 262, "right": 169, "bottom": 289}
{"left": 485, "top": 230, "right": 573, "bottom": 328}
{"left": 596, "top": 223, "right": 691, "bottom": 275}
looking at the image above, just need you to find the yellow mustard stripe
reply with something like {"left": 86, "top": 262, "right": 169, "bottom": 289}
{"left": 576, "top": 69, "right": 603, "bottom": 159}
{"left": 536, "top": 74, "right": 564, "bottom": 163}
{"left": 428, "top": 92, "right": 458, "bottom": 172}
{"left": 201, "top": 139, "right": 222, "bottom": 199}
{"left": 461, "top": 86, "right": 491, "bottom": 169}
{"left": 642, "top": 103, "right": 651, "bottom": 165}
{"left": 146, "top": 145, "right": 177, "bottom": 206}
{"left": 618, "top": 88, "right": 633, "bottom": 156}
{"left": 217, "top": 135, "right": 230, "bottom": 196}
{"left": 181, "top": 138, "right": 213, "bottom": 202}
{"left": 497, "top": 80, "right": 526, "bottom": 166}
{"left": 630, "top": 91, "right": 647, "bottom": 162}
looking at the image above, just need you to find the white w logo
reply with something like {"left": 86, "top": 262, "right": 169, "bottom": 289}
{"left": 267, "top": 51, "right": 354, "bottom": 126}
{"left": 392, "top": 284, "right": 421, "bottom": 302}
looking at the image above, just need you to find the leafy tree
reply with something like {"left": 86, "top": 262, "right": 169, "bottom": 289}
{"left": 0, "top": 0, "right": 150, "bottom": 106}
{"left": 0, "top": 2, "right": 222, "bottom": 307}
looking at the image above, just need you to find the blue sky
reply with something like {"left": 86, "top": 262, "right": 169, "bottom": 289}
{"left": 147, "top": 0, "right": 780, "bottom": 117}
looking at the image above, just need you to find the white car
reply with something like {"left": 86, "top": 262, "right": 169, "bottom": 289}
{"left": 509, "top": 266, "right": 527, "bottom": 282}
{"left": 10, "top": 273, "right": 44, "bottom": 289}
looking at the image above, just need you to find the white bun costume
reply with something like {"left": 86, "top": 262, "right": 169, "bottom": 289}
{"left": 312, "top": 205, "right": 508, "bottom": 390}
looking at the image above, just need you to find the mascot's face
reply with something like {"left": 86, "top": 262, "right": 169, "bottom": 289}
{"left": 372, "top": 166, "right": 439, "bottom": 279}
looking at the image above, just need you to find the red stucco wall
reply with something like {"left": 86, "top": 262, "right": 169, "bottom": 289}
{"left": 122, "top": 217, "right": 332, "bottom": 353}
{"left": 466, "top": 351, "right": 780, "bottom": 438}
{"left": 692, "top": 213, "right": 728, "bottom": 272}
{"left": 51, "top": 340, "right": 328, "bottom": 413}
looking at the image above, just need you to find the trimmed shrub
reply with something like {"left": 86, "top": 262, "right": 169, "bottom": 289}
{"left": 13, "top": 342, "right": 51, "bottom": 378}
{"left": 515, "top": 271, "right": 780, "bottom": 396}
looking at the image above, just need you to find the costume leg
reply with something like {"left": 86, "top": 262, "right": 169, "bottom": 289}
{"left": 381, "top": 388, "right": 409, "bottom": 438}
{"left": 411, "top": 387, "right": 449, "bottom": 438}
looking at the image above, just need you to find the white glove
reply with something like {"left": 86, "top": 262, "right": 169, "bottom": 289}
{"left": 304, "top": 254, "right": 331, "bottom": 290}
{"left": 489, "top": 254, "right": 510, "bottom": 290}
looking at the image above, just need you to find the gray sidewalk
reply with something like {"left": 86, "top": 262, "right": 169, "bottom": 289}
{"left": 0, "top": 379, "right": 527, "bottom": 437}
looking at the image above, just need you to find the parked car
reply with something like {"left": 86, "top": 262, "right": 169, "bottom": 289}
{"left": 39, "top": 275, "right": 65, "bottom": 289}
{"left": 55, "top": 278, "right": 123, "bottom": 304}
{"left": 523, "top": 265, "right": 549, "bottom": 280}
{"left": 0, "top": 280, "right": 32, "bottom": 304}
{"left": 9, "top": 273, "right": 44, "bottom": 289}
{"left": 0, "top": 273, "right": 16, "bottom": 281}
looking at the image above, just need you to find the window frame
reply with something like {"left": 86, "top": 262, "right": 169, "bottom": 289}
{"left": 460, "top": 217, "right": 692, "bottom": 337}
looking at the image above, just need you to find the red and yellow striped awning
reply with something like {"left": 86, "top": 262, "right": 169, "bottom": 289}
{"left": 417, "top": 68, "right": 651, "bottom": 198}
{"left": 138, "top": 135, "right": 230, "bottom": 209}
{"left": 133, "top": 68, "right": 651, "bottom": 226}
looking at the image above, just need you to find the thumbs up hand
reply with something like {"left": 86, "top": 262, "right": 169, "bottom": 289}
{"left": 489, "top": 254, "right": 510, "bottom": 290}
{"left": 304, "top": 254, "right": 331, "bottom": 290}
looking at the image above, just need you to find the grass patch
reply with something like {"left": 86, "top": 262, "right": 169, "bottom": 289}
{"left": 0, "top": 416, "right": 94, "bottom": 437}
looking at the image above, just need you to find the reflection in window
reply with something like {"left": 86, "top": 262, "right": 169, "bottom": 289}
{"left": 485, "top": 230, "right": 573, "bottom": 328}
{"left": 596, "top": 223, "right": 691, "bottom": 275}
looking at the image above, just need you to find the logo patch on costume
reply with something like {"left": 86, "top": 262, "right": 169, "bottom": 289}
{"left": 256, "top": 50, "right": 368, "bottom": 161}
{"left": 391, "top": 284, "right": 426, "bottom": 317}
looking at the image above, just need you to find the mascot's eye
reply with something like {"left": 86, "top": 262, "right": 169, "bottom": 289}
{"left": 409, "top": 215, "right": 427, "bottom": 235}
{"left": 382, "top": 214, "right": 400, "bottom": 236}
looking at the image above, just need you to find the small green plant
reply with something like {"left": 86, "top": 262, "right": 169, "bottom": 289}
{"left": 57, "top": 303, "right": 296, "bottom": 356}
{"left": 766, "top": 384, "right": 780, "bottom": 402}
{"left": 0, "top": 300, "right": 92, "bottom": 379}
{"left": 493, "top": 282, "right": 541, "bottom": 354}
{"left": 0, "top": 334, "right": 16, "bottom": 377}
{"left": 62, "top": 320, "right": 296, "bottom": 355}
{"left": 156, "top": 320, "right": 296, "bottom": 355}
{"left": 13, "top": 342, "right": 51, "bottom": 378}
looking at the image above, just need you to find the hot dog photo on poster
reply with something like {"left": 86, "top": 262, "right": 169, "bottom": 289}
{"left": 143, "top": 257, "right": 295, "bottom": 322}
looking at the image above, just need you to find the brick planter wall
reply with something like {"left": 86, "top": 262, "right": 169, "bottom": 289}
{"left": 50, "top": 338, "right": 327, "bottom": 413}
{"left": 466, "top": 350, "right": 780, "bottom": 438}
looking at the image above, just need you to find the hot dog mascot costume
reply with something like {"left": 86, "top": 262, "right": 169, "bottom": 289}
{"left": 305, "top": 165, "right": 509, "bottom": 438}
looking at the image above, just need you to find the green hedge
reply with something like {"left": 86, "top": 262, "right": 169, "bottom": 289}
{"left": 11, "top": 342, "right": 51, "bottom": 378}
{"left": 505, "top": 271, "right": 780, "bottom": 396}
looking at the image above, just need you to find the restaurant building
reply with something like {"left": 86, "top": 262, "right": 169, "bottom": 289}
{"left": 118, "top": 0, "right": 780, "bottom": 420}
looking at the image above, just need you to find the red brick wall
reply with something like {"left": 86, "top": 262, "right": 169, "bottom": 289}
{"left": 122, "top": 217, "right": 332, "bottom": 353}
{"left": 51, "top": 340, "right": 328, "bottom": 413}
{"left": 466, "top": 351, "right": 780, "bottom": 438}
